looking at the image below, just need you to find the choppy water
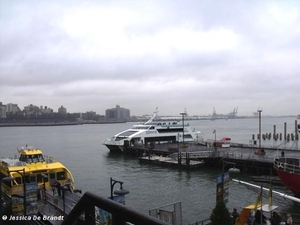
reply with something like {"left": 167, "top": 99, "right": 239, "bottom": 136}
{"left": 0, "top": 117, "right": 299, "bottom": 224}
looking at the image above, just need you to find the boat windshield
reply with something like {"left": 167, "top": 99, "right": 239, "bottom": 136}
{"left": 19, "top": 154, "right": 45, "bottom": 163}
{"left": 115, "top": 130, "right": 139, "bottom": 141}
{"left": 132, "top": 125, "right": 152, "bottom": 130}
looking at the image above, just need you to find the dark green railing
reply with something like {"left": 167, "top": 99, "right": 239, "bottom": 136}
{"left": 61, "top": 192, "right": 169, "bottom": 225}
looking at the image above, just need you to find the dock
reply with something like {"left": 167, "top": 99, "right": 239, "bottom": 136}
{"left": 139, "top": 155, "right": 205, "bottom": 169}
{"left": 35, "top": 188, "right": 82, "bottom": 224}
{"left": 122, "top": 142, "right": 299, "bottom": 175}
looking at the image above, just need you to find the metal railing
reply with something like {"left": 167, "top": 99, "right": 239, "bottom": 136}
{"left": 167, "top": 151, "right": 212, "bottom": 160}
{"left": 274, "top": 158, "right": 300, "bottom": 174}
{"left": 61, "top": 192, "right": 169, "bottom": 225}
{"left": 188, "top": 218, "right": 210, "bottom": 225}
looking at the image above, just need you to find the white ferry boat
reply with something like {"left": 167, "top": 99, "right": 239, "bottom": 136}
{"left": 103, "top": 111, "right": 201, "bottom": 152}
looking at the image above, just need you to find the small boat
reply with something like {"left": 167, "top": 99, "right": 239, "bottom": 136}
{"left": 274, "top": 157, "right": 300, "bottom": 197}
{"left": 254, "top": 148, "right": 265, "bottom": 155}
{"left": 0, "top": 146, "right": 77, "bottom": 214}
{"left": 221, "top": 137, "right": 231, "bottom": 148}
{"left": 103, "top": 110, "right": 201, "bottom": 153}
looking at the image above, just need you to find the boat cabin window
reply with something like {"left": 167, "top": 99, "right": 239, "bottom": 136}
{"left": 19, "top": 154, "right": 45, "bottom": 163}
{"left": 35, "top": 174, "right": 48, "bottom": 183}
{"left": 30, "top": 175, "right": 36, "bottom": 183}
{"left": 57, "top": 172, "right": 66, "bottom": 180}
{"left": 150, "top": 126, "right": 155, "bottom": 129}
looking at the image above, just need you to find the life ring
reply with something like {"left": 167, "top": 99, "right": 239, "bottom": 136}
{"left": 278, "top": 162, "right": 283, "bottom": 169}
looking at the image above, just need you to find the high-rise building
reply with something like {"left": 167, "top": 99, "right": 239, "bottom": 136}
{"left": 6, "top": 103, "right": 20, "bottom": 114}
{"left": 58, "top": 105, "right": 67, "bottom": 116}
{"left": 105, "top": 105, "right": 130, "bottom": 121}
{"left": 0, "top": 102, "right": 6, "bottom": 118}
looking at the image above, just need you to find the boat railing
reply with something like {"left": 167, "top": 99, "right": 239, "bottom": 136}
{"left": 42, "top": 155, "right": 59, "bottom": 163}
{"left": 159, "top": 123, "right": 190, "bottom": 127}
{"left": 0, "top": 156, "right": 27, "bottom": 167}
{"left": 167, "top": 151, "right": 212, "bottom": 160}
{"left": 213, "top": 151, "right": 277, "bottom": 162}
{"left": 274, "top": 160, "right": 300, "bottom": 174}
{"left": 0, "top": 154, "right": 59, "bottom": 166}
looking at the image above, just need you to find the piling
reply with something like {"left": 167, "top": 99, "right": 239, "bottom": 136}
{"left": 273, "top": 125, "right": 276, "bottom": 140}
{"left": 284, "top": 122, "right": 287, "bottom": 141}
{"left": 295, "top": 120, "right": 299, "bottom": 141}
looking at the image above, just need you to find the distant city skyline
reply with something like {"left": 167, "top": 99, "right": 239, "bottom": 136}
{"left": 1, "top": 101, "right": 298, "bottom": 118}
{"left": 1, "top": 1, "right": 299, "bottom": 116}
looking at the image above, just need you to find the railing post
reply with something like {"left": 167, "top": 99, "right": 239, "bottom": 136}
{"left": 112, "top": 214, "right": 126, "bottom": 225}
{"left": 85, "top": 204, "right": 95, "bottom": 225}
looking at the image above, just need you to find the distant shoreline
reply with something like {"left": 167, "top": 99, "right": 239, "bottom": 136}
{"left": 0, "top": 121, "right": 126, "bottom": 127}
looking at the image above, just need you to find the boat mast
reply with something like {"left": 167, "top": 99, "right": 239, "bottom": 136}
{"left": 145, "top": 108, "right": 158, "bottom": 124}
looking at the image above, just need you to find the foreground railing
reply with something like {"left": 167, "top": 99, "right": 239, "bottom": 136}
{"left": 61, "top": 192, "right": 169, "bottom": 225}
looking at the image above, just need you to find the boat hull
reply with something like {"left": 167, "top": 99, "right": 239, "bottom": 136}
{"left": 103, "top": 144, "right": 123, "bottom": 153}
{"left": 275, "top": 169, "right": 300, "bottom": 197}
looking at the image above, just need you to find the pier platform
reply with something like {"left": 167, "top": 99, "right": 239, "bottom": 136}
{"left": 139, "top": 155, "right": 205, "bottom": 169}
{"left": 35, "top": 188, "right": 82, "bottom": 225}
{"left": 122, "top": 142, "right": 299, "bottom": 175}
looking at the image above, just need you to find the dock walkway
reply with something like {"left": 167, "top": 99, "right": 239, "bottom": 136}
{"left": 36, "top": 188, "right": 82, "bottom": 224}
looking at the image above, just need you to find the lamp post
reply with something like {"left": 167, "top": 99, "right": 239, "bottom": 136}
{"left": 177, "top": 133, "right": 181, "bottom": 165}
{"left": 0, "top": 176, "right": 15, "bottom": 225}
{"left": 218, "top": 160, "right": 240, "bottom": 203}
{"left": 213, "top": 130, "right": 217, "bottom": 151}
{"left": 180, "top": 112, "right": 186, "bottom": 147}
{"left": 110, "top": 177, "right": 129, "bottom": 200}
{"left": 258, "top": 109, "right": 263, "bottom": 150}
{"left": 7, "top": 168, "right": 26, "bottom": 216}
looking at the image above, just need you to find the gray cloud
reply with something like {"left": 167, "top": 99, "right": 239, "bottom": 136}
{"left": 1, "top": 0, "right": 299, "bottom": 116}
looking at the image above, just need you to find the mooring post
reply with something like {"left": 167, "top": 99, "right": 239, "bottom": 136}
{"left": 284, "top": 122, "right": 287, "bottom": 141}
{"left": 295, "top": 120, "right": 299, "bottom": 141}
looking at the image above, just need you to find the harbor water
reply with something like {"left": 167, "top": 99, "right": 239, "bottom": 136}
{"left": 0, "top": 117, "right": 299, "bottom": 224}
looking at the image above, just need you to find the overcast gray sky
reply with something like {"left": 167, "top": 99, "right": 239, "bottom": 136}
{"left": 1, "top": 0, "right": 299, "bottom": 116}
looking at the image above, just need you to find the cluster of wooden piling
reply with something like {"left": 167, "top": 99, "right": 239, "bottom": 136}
{"left": 252, "top": 120, "right": 299, "bottom": 142}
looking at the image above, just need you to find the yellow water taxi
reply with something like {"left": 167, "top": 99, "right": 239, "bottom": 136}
{"left": 0, "top": 146, "right": 75, "bottom": 199}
